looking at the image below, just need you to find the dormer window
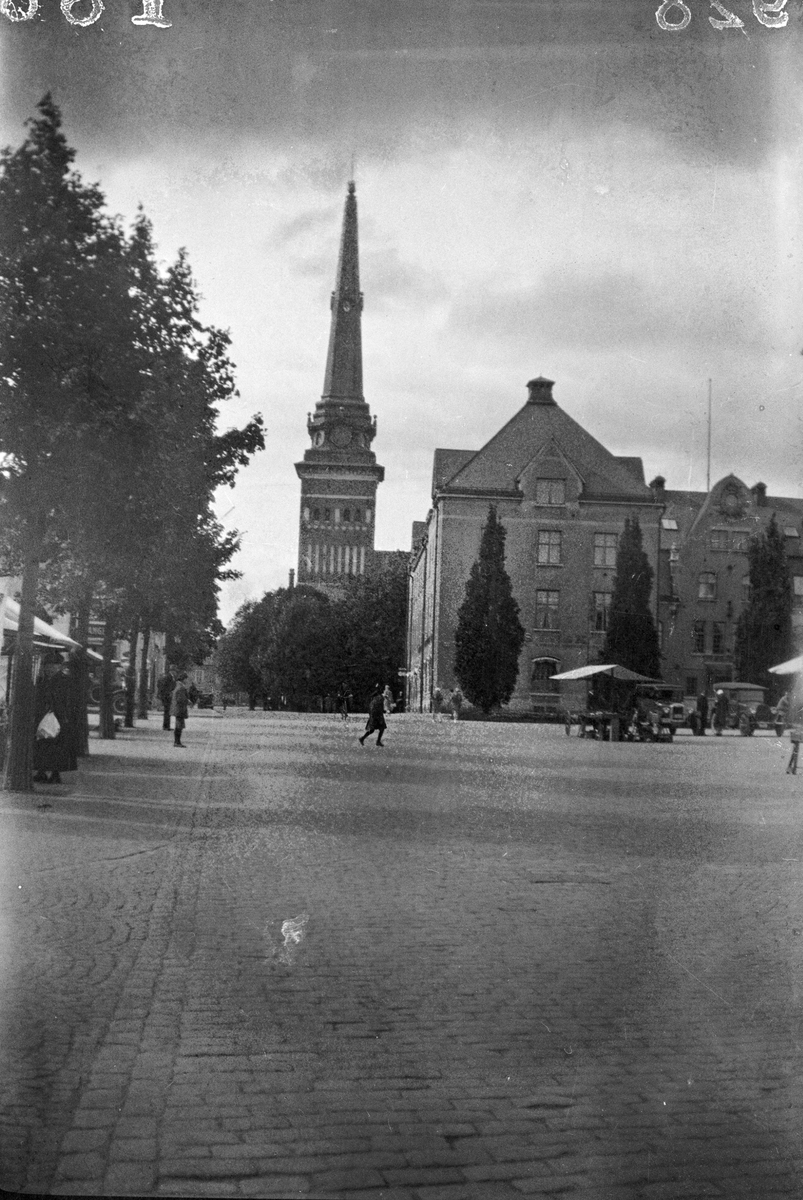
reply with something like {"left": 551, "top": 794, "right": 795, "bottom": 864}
{"left": 535, "top": 479, "right": 565, "bottom": 506}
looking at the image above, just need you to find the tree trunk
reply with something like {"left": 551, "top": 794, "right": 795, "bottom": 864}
{"left": 137, "top": 625, "right": 151, "bottom": 720}
{"left": 98, "top": 615, "right": 116, "bottom": 739}
{"left": 4, "top": 525, "right": 44, "bottom": 791}
{"left": 74, "top": 583, "right": 93, "bottom": 756}
{"left": 124, "top": 615, "right": 139, "bottom": 728}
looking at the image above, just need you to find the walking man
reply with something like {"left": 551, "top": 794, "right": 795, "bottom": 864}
{"left": 171, "top": 671, "right": 189, "bottom": 747}
{"left": 359, "top": 684, "right": 387, "bottom": 747}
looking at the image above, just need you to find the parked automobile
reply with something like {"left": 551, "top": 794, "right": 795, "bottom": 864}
{"left": 196, "top": 691, "right": 215, "bottom": 709}
{"left": 627, "top": 684, "right": 684, "bottom": 741}
{"left": 712, "top": 682, "right": 771, "bottom": 736}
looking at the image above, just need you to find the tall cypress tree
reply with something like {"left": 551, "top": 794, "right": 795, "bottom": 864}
{"left": 735, "top": 514, "right": 791, "bottom": 689}
{"left": 454, "top": 506, "right": 525, "bottom": 713}
{"left": 603, "top": 515, "right": 661, "bottom": 678}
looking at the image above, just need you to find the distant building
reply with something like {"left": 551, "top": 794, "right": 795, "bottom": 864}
{"left": 656, "top": 473, "right": 803, "bottom": 698}
{"left": 295, "top": 182, "right": 385, "bottom": 597}
{"left": 405, "top": 377, "right": 663, "bottom": 712}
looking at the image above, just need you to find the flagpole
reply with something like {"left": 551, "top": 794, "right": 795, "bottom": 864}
{"left": 706, "top": 378, "right": 712, "bottom": 492}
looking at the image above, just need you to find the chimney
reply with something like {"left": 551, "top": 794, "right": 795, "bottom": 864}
{"left": 289, "top": 568, "right": 295, "bottom": 589}
{"left": 526, "top": 376, "right": 556, "bottom": 406}
{"left": 649, "top": 475, "right": 666, "bottom": 499}
{"left": 751, "top": 482, "right": 767, "bottom": 506}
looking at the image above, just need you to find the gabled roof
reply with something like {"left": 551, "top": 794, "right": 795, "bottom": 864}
{"left": 432, "top": 449, "right": 475, "bottom": 496}
{"left": 438, "top": 380, "right": 654, "bottom": 501}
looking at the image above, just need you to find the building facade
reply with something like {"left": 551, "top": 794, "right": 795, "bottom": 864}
{"left": 405, "top": 377, "right": 663, "bottom": 712}
{"left": 656, "top": 473, "right": 803, "bottom": 698}
{"left": 295, "top": 182, "right": 384, "bottom": 597}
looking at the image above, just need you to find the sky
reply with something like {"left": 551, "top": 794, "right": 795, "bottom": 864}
{"left": 2, "top": 0, "right": 802, "bottom": 625}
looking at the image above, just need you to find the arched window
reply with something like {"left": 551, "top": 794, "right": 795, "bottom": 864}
{"left": 354, "top": 509, "right": 362, "bottom": 522}
{"left": 313, "top": 507, "right": 321, "bottom": 521}
{"left": 530, "top": 659, "right": 560, "bottom": 692}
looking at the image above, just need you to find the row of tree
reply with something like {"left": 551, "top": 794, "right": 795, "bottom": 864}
{"left": 215, "top": 555, "right": 409, "bottom": 711}
{"left": 0, "top": 96, "right": 264, "bottom": 789}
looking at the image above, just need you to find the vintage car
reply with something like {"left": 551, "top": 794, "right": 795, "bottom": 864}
{"left": 712, "top": 682, "right": 773, "bottom": 736}
{"left": 196, "top": 691, "right": 215, "bottom": 709}
{"left": 628, "top": 683, "right": 684, "bottom": 742}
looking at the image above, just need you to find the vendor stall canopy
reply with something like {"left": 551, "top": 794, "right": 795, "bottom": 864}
{"left": 550, "top": 664, "right": 655, "bottom": 683}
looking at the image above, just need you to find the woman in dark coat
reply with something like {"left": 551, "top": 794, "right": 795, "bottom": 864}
{"left": 33, "top": 651, "right": 75, "bottom": 784}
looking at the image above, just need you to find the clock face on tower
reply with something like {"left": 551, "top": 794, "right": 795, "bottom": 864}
{"left": 331, "top": 426, "right": 352, "bottom": 448}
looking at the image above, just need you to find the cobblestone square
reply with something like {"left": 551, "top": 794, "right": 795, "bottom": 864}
{"left": 2, "top": 711, "right": 802, "bottom": 1197}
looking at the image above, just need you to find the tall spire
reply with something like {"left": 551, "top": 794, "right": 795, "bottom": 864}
{"left": 322, "top": 180, "right": 363, "bottom": 401}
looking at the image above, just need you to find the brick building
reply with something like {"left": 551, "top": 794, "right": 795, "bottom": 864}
{"left": 656, "top": 473, "right": 803, "bottom": 699}
{"left": 405, "top": 377, "right": 663, "bottom": 712}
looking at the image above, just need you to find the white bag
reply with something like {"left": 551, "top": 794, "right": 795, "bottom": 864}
{"left": 36, "top": 711, "right": 60, "bottom": 740}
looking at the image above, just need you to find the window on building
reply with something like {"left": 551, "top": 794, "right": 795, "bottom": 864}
{"left": 698, "top": 571, "right": 717, "bottom": 601}
{"left": 661, "top": 518, "right": 678, "bottom": 531}
{"left": 324, "top": 507, "right": 331, "bottom": 520}
{"left": 794, "top": 576, "right": 803, "bottom": 606}
{"left": 530, "top": 659, "right": 560, "bottom": 691}
{"left": 593, "top": 591, "right": 612, "bottom": 632}
{"left": 343, "top": 508, "right": 351, "bottom": 522}
{"left": 537, "top": 530, "right": 562, "bottom": 566}
{"left": 658, "top": 620, "right": 664, "bottom": 647}
{"left": 313, "top": 507, "right": 321, "bottom": 521}
{"left": 594, "top": 532, "right": 618, "bottom": 567}
{"left": 710, "top": 529, "right": 729, "bottom": 551}
{"left": 354, "top": 509, "right": 362, "bottom": 522}
{"left": 686, "top": 676, "right": 698, "bottom": 697}
{"left": 535, "top": 479, "right": 565, "bottom": 506}
{"left": 692, "top": 620, "right": 706, "bottom": 653}
{"left": 535, "top": 590, "right": 560, "bottom": 630}
{"left": 712, "top": 621, "right": 725, "bottom": 654}
{"left": 742, "top": 575, "right": 752, "bottom": 602}
{"left": 732, "top": 532, "right": 750, "bottom": 552}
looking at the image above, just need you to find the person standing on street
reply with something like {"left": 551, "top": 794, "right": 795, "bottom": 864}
{"left": 713, "top": 689, "right": 728, "bottom": 736}
{"left": 158, "top": 668, "right": 175, "bottom": 731}
{"left": 450, "top": 687, "right": 464, "bottom": 722}
{"left": 359, "top": 684, "right": 387, "bottom": 747}
{"left": 383, "top": 684, "right": 394, "bottom": 714}
{"left": 171, "top": 672, "right": 189, "bottom": 747}
{"left": 337, "top": 682, "right": 352, "bottom": 721}
{"left": 696, "top": 693, "right": 709, "bottom": 736}
{"left": 33, "top": 651, "right": 74, "bottom": 785}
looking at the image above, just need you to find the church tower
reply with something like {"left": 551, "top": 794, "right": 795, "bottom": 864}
{"left": 295, "top": 181, "right": 384, "bottom": 593}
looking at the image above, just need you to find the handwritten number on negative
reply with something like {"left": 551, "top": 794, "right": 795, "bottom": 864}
{"left": 709, "top": 0, "right": 744, "bottom": 28}
{"left": 656, "top": 0, "right": 691, "bottom": 29}
{"left": 657, "top": 0, "right": 789, "bottom": 28}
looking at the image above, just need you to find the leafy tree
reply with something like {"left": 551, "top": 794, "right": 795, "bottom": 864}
{"left": 214, "top": 598, "right": 266, "bottom": 707}
{"left": 0, "top": 95, "right": 153, "bottom": 787}
{"left": 603, "top": 515, "right": 661, "bottom": 678}
{"left": 735, "top": 514, "right": 792, "bottom": 690}
{"left": 331, "top": 552, "right": 409, "bottom": 707}
{"left": 454, "top": 506, "right": 525, "bottom": 713}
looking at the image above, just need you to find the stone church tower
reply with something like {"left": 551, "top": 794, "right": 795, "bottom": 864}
{"left": 295, "top": 181, "right": 384, "bottom": 595}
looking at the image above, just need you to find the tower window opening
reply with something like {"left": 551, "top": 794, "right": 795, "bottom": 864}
{"left": 313, "top": 507, "right": 321, "bottom": 521}
{"left": 354, "top": 508, "right": 362, "bottom": 522}
{"left": 324, "top": 507, "right": 331, "bottom": 521}
{"left": 344, "top": 508, "right": 351, "bottom": 522}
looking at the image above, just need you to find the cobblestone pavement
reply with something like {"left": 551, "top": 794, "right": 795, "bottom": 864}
{"left": 2, "top": 712, "right": 803, "bottom": 1198}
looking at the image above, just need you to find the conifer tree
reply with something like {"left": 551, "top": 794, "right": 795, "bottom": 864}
{"left": 603, "top": 515, "right": 661, "bottom": 677}
{"left": 735, "top": 514, "right": 791, "bottom": 689}
{"left": 454, "top": 506, "right": 525, "bottom": 713}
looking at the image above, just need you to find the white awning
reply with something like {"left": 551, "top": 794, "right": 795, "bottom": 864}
{"left": 3, "top": 597, "right": 102, "bottom": 660}
{"left": 769, "top": 655, "right": 803, "bottom": 675}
